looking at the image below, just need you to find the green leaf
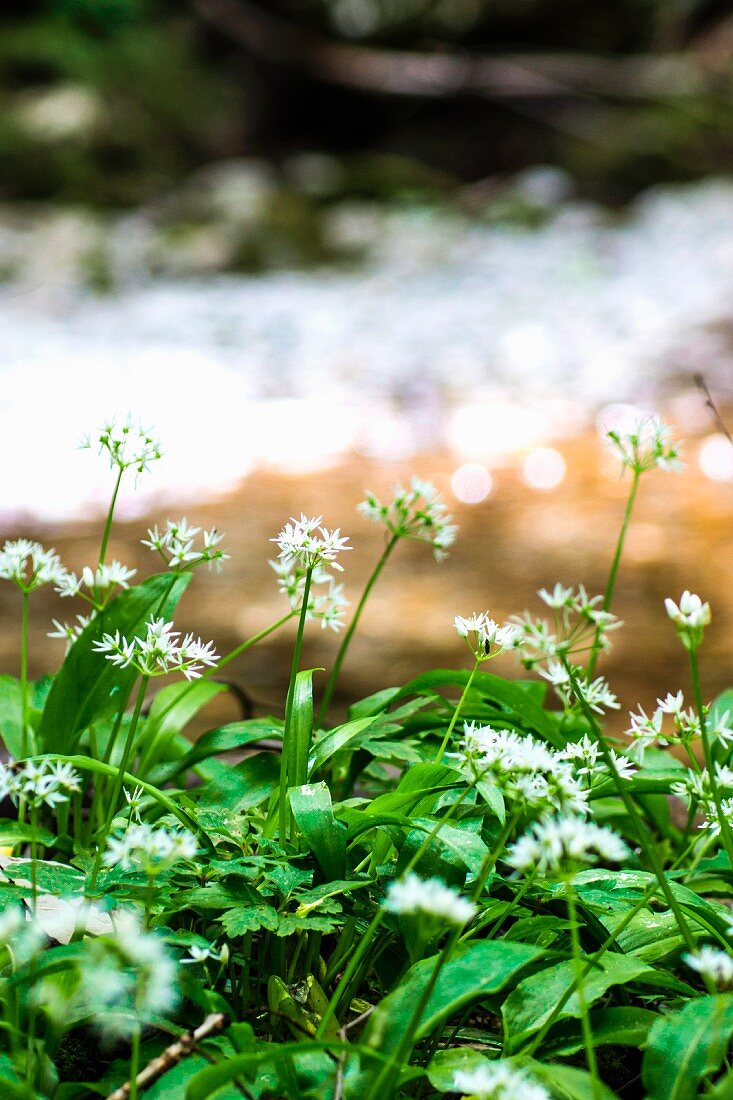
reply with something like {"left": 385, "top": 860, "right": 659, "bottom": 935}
{"left": 541, "top": 1006, "right": 659, "bottom": 1057}
{"left": 220, "top": 905, "right": 279, "bottom": 936}
{"left": 394, "top": 669, "right": 561, "bottom": 747}
{"left": 308, "top": 717, "right": 377, "bottom": 774}
{"left": 643, "top": 994, "right": 733, "bottom": 1100}
{"left": 528, "top": 1061, "right": 619, "bottom": 1099}
{"left": 0, "top": 676, "right": 25, "bottom": 757}
{"left": 136, "top": 679, "right": 227, "bottom": 774}
{"left": 174, "top": 718, "right": 282, "bottom": 772}
{"left": 290, "top": 669, "right": 317, "bottom": 791}
{"left": 427, "top": 1048, "right": 498, "bottom": 1092}
{"left": 502, "top": 954, "right": 654, "bottom": 1050}
{"left": 197, "top": 752, "right": 279, "bottom": 812}
{"left": 289, "top": 782, "right": 346, "bottom": 881}
{"left": 38, "top": 572, "right": 190, "bottom": 754}
{"left": 362, "top": 940, "right": 542, "bottom": 1066}
{"left": 0, "top": 821, "right": 55, "bottom": 847}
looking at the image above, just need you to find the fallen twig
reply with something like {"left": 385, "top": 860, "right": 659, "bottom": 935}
{"left": 106, "top": 1012, "right": 229, "bottom": 1100}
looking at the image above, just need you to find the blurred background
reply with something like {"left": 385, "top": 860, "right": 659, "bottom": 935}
{"left": 3, "top": 0, "right": 733, "bottom": 729}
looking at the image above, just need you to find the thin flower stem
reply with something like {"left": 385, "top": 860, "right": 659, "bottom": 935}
{"left": 279, "top": 567, "right": 314, "bottom": 842}
{"left": 98, "top": 466, "right": 124, "bottom": 568}
{"left": 20, "top": 590, "right": 30, "bottom": 758}
{"left": 88, "top": 675, "right": 149, "bottom": 890}
{"left": 587, "top": 467, "right": 640, "bottom": 678}
{"left": 435, "top": 657, "right": 482, "bottom": 763}
{"left": 317, "top": 534, "right": 399, "bottom": 727}
{"left": 562, "top": 658, "right": 697, "bottom": 953}
{"left": 689, "top": 647, "right": 733, "bottom": 869}
{"left": 567, "top": 880, "right": 601, "bottom": 1099}
{"left": 129, "top": 1021, "right": 141, "bottom": 1100}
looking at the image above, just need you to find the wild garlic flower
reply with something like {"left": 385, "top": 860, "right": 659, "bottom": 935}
{"left": 123, "top": 784, "right": 146, "bottom": 822}
{"left": 384, "top": 872, "right": 476, "bottom": 926}
{"left": 626, "top": 691, "right": 715, "bottom": 762}
{"left": 684, "top": 947, "right": 733, "bottom": 989}
{"left": 671, "top": 766, "right": 733, "bottom": 828}
{"left": 48, "top": 613, "right": 93, "bottom": 652}
{"left": 455, "top": 612, "right": 518, "bottom": 660}
{"left": 93, "top": 617, "right": 218, "bottom": 680}
{"left": 0, "top": 758, "right": 81, "bottom": 809}
{"left": 105, "top": 823, "right": 198, "bottom": 875}
{"left": 272, "top": 514, "right": 351, "bottom": 572}
{"left": 606, "top": 415, "right": 682, "bottom": 475}
{"left": 507, "top": 815, "right": 629, "bottom": 875}
{"left": 55, "top": 561, "right": 136, "bottom": 608}
{"left": 142, "top": 519, "right": 229, "bottom": 572}
{"left": 560, "top": 734, "right": 636, "bottom": 786}
{"left": 512, "top": 584, "right": 621, "bottom": 673}
{"left": 540, "top": 661, "right": 619, "bottom": 715}
{"left": 81, "top": 415, "right": 162, "bottom": 477}
{"left": 453, "top": 1061, "right": 550, "bottom": 1100}
{"left": 182, "top": 942, "right": 230, "bottom": 966}
{"left": 270, "top": 558, "right": 349, "bottom": 632}
{"left": 69, "top": 910, "right": 178, "bottom": 1034}
{"left": 0, "top": 540, "right": 66, "bottom": 593}
{"left": 665, "top": 591, "right": 711, "bottom": 650}
{"left": 0, "top": 905, "right": 46, "bottom": 965}
{"left": 358, "top": 478, "right": 457, "bottom": 560}
{"left": 453, "top": 723, "right": 588, "bottom": 816}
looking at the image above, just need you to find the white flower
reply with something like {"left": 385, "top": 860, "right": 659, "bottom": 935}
{"left": 455, "top": 612, "right": 517, "bottom": 659}
{"left": 142, "top": 519, "right": 229, "bottom": 572}
{"left": 358, "top": 478, "right": 457, "bottom": 560}
{"left": 182, "top": 942, "right": 229, "bottom": 966}
{"left": 81, "top": 415, "right": 162, "bottom": 476}
{"left": 453, "top": 1061, "right": 550, "bottom": 1100}
{"left": 0, "top": 540, "right": 66, "bottom": 592}
{"left": 93, "top": 618, "right": 218, "bottom": 680}
{"left": 272, "top": 514, "right": 351, "bottom": 572}
{"left": 271, "top": 558, "right": 349, "bottom": 631}
{"left": 104, "top": 823, "right": 198, "bottom": 874}
{"left": 507, "top": 816, "right": 629, "bottom": 875}
{"left": 543, "top": 662, "right": 619, "bottom": 715}
{"left": 606, "top": 415, "right": 683, "bottom": 475}
{"left": 0, "top": 757, "right": 81, "bottom": 809}
{"left": 538, "top": 583, "right": 575, "bottom": 609}
{"left": 684, "top": 947, "right": 733, "bottom": 989}
{"left": 48, "top": 613, "right": 93, "bottom": 652}
{"left": 657, "top": 691, "right": 685, "bottom": 716}
{"left": 384, "top": 872, "right": 476, "bottom": 926}
{"left": 560, "top": 734, "right": 636, "bottom": 785}
{"left": 56, "top": 561, "right": 136, "bottom": 607}
{"left": 0, "top": 905, "right": 46, "bottom": 965}
{"left": 710, "top": 710, "right": 733, "bottom": 748}
{"left": 665, "top": 591, "right": 711, "bottom": 650}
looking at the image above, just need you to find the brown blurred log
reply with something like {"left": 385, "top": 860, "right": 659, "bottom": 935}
{"left": 192, "top": 0, "right": 714, "bottom": 101}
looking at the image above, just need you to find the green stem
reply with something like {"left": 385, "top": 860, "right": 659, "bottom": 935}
{"left": 567, "top": 880, "right": 601, "bottom": 1098}
{"left": 317, "top": 534, "right": 399, "bottom": 727}
{"left": 279, "top": 568, "right": 314, "bottom": 842}
{"left": 689, "top": 647, "right": 733, "bottom": 869}
{"left": 20, "top": 590, "right": 30, "bottom": 758}
{"left": 88, "top": 676, "right": 149, "bottom": 889}
{"left": 98, "top": 466, "right": 124, "bottom": 567}
{"left": 129, "top": 1020, "right": 141, "bottom": 1100}
{"left": 587, "top": 467, "right": 640, "bottom": 678}
{"left": 435, "top": 657, "right": 481, "bottom": 763}
{"left": 562, "top": 659, "right": 697, "bottom": 953}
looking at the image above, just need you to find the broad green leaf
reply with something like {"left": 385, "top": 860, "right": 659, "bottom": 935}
{"left": 197, "top": 751, "right": 279, "bottom": 811}
{"left": 290, "top": 669, "right": 317, "bottom": 790}
{"left": 220, "top": 905, "right": 279, "bottom": 936}
{"left": 427, "top": 1049, "right": 500, "bottom": 1092}
{"left": 174, "top": 718, "right": 282, "bottom": 772}
{"left": 0, "top": 821, "right": 55, "bottom": 847}
{"left": 289, "top": 782, "right": 346, "bottom": 881}
{"left": 503, "top": 954, "right": 654, "bottom": 1050}
{"left": 39, "top": 572, "right": 190, "bottom": 754}
{"left": 362, "top": 940, "right": 542, "bottom": 1065}
{"left": 347, "top": 687, "right": 401, "bottom": 720}
{"left": 136, "top": 679, "right": 227, "bottom": 774}
{"left": 367, "top": 762, "right": 460, "bottom": 817}
{"left": 643, "top": 994, "right": 733, "bottom": 1100}
{"left": 528, "top": 1062, "right": 619, "bottom": 1099}
{"left": 308, "top": 717, "right": 377, "bottom": 774}
{"left": 394, "top": 669, "right": 561, "bottom": 746}
{"left": 0, "top": 676, "right": 25, "bottom": 757}
{"left": 542, "top": 1005, "right": 659, "bottom": 1057}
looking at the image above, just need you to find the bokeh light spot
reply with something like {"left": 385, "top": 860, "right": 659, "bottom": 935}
{"left": 451, "top": 463, "right": 493, "bottom": 504}
{"left": 522, "top": 447, "right": 566, "bottom": 491}
{"left": 699, "top": 435, "right": 733, "bottom": 481}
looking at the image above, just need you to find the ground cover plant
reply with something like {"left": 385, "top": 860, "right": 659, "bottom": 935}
{"left": 1, "top": 414, "right": 732, "bottom": 1099}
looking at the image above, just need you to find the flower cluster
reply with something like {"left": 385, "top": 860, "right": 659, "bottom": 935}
{"left": 81, "top": 415, "right": 162, "bottom": 476}
{"left": 93, "top": 618, "right": 218, "bottom": 680}
{"left": 559, "top": 734, "right": 636, "bottom": 787}
{"left": 453, "top": 1061, "right": 550, "bottom": 1100}
{"left": 606, "top": 415, "right": 682, "bottom": 475}
{"left": 0, "top": 540, "right": 66, "bottom": 593}
{"left": 358, "top": 478, "right": 457, "bottom": 560}
{"left": 453, "top": 723, "right": 588, "bottom": 816}
{"left": 272, "top": 514, "right": 351, "bottom": 572}
{"left": 626, "top": 689, "right": 729, "bottom": 762}
{"left": 0, "top": 905, "right": 47, "bottom": 966}
{"left": 56, "top": 561, "right": 136, "bottom": 606}
{"left": 0, "top": 758, "right": 81, "bottom": 809}
{"left": 665, "top": 591, "right": 711, "bottom": 651}
{"left": 507, "top": 816, "right": 629, "bottom": 875}
{"left": 455, "top": 612, "right": 517, "bottom": 660}
{"left": 270, "top": 558, "right": 348, "bottom": 632}
{"left": 511, "top": 585, "right": 622, "bottom": 701}
{"left": 671, "top": 766, "right": 733, "bottom": 836}
{"left": 105, "top": 823, "right": 198, "bottom": 875}
{"left": 384, "top": 872, "right": 476, "bottom": 926}
{"left": 684, "top": 947, "right": 733, "bottom": 990}
{"left": 183, "top": 942, "right": 230, "bottom": 966}
{"left": 539, "top": 661, "right": 619, "bottom": 715}
{"left": 142, "top": 518, "right": 229, "bottom": 572}
{"left": 48, "top": 613, "right": 94, "bottom": 652}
